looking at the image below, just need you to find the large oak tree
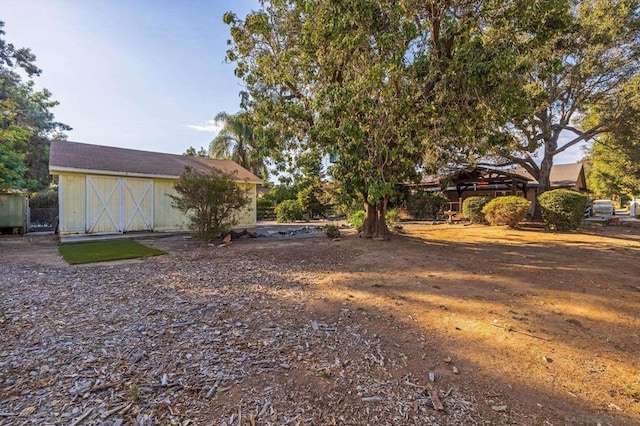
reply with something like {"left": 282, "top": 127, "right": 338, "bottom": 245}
{"left": 485, "top": 0, "right": 640, "bottom": 200}
{"left": 224, "top": 0, "right": 569, "bottom": 237}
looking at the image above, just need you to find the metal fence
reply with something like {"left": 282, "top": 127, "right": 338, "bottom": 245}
{"left": 28, "top": 207, "right": 58, "bottom": 232}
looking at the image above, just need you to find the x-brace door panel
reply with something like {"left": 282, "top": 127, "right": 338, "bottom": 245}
{"left": 86, "top": 176, "right": 122, "bottom": 234}
{"left": 122, "top": 178, "right": 153, "bottom": 232}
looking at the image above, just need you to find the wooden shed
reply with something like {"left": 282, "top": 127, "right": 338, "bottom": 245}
{"left": 49, "top": 140, "right": 262, "bottom": 237}
{"left": 0, "top": 190, "right": 28, "bottom": 235}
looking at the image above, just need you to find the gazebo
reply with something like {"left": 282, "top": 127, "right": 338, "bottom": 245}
{"left": 412, "top": 166, "right": 532, "bottom": 213}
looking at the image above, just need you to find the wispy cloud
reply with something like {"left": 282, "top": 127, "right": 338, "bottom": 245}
{"left": 186, "top": 119, "right": 223, "bottom": 133}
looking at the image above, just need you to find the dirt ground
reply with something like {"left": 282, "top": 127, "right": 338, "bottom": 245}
{"left": 1, "top": 222, "right": 639, "bottom": 425}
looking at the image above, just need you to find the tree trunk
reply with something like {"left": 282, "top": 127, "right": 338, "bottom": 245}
{"left": 362, "top": 198, "right": 389, "bottom": 239}
{"left": 534, "top": 150, "right": 554, "bottom": 219}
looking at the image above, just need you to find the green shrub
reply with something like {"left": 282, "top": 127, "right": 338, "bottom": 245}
{"left": 325, "top": 224, "right": 341, "bottom": 238}
{"left": 482, "top": 196, "right": 531, "bottom": 227}
{"left": 538, "top": 189, "right": 587, "bottom": 231}
{"left": 385, "top": 208, "right": 400, "bottom": 224}
{"left": 347, "top": 210, "right": 365, "bottom": 231}
{"left": 170, "top": 167, "right": 250, "bottom": 241}
{"left": 257, "top": 197, "right": 276, "bottom": 220}
{"left": 275, "top": 199, "right": 305, "bottom": 222}
{"left": 407, "top": 191, "right": 449, "bottom": 219}
{"left": 462, "top": 196, "right": 491, "bottom": 223}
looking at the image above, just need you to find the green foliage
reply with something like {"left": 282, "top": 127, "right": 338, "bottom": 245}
{"left": 129, "top": 384, "right": 140, "bottom": 402}
{"left": 584, "top": 76, "right": 640, "bottom": 198}
{"left": 347, "top": 210, "right": 366, "bottom": 232}
{"left": 224, "top": 1, "right": 556, "bottom": 238}
{"left": 486, "top": 0, "right": 640, "bottom": 197}
{"left": 385, "top": 208, "right": 400, "bottom": 224}
{"left": 275, "top": 199, "right": 305, "bottom": 222}
{"left": 297, "top": 184, "right": 327, "bottom": 219}
{"left": 462, "top": 196, "right": 492, "bottom": 223}
{"left": 209, "top": 111, "right": 269, "bottom": 179}
{"left": 183, "top": 146, "right": 208, "bottom": 157}
{"left": 482, "top": 196, "right": 531, "bottom": 227}
{"left": 406, "top": 191, "right": 449, "bottom": 219}
{"left": 538, "top": 189, "right": 587, "bottom": 231}
{"left": 256, "top": 197, "right": 275, "bottom": 220}
{"left": 59, "top": 240, "right": 166, "bottom": 265}
{"left": 263, "top": 183, "right": 297, "bottom": 205}
{"left": 325, "top": 224, "right": 340, "bottom": 239}
{"left": 29, "top": 189, "right": 57, "bottom": 208}
{"left": 169, "top": 166, "right": 250, "bottom": 241}
{"left": 1, "top": 22, "right": 70, "bottom": 191}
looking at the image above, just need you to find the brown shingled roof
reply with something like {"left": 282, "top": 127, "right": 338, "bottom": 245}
{"left": 49, "top": 140, "right": 262, "bottom": 183}
{"left": 512, "top": 163, "right": 585, "bottom": 188}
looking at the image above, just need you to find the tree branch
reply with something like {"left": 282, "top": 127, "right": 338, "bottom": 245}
{"left": 551, "top": 124, "right": 606, "bottom": 156}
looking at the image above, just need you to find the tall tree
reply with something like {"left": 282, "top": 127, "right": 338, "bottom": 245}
{"left": 183, "top": 146, "right": 208, "bottom": 157}
{"left": 224, "top": 0, "right": 569, "bottom": 237}
{"left": 584, "top": 75, "right": 640, "bottom": 198}
{"left": 209, "top": 111, "right": 268, "bottom": 179}
{"left": 0, "top": 21, "right": 70, "bottom": 191}
{"left": 485, "top": 0, "right": 640, "bottom": 202}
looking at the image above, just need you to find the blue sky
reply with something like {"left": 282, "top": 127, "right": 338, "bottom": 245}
{"left": 3, "top": 0, "right": 586, "bottom": 163}
{"left": 3, "top": 0, "right": 258, "bottom": 154}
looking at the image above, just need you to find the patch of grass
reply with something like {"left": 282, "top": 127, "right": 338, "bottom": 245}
{"left": 59, "top": 239, "right": 166, "bottom": 264}
{"left": 129, "top": 383, "right": 140, "bottom": 401}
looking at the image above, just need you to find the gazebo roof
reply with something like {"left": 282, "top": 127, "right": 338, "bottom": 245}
{"left": 419, "top": 166, "right": 531, "bottom": 188}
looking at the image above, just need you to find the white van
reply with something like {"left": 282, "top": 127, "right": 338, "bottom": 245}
{"left": 592, "top": 200, "right": 615, "bottom": 216}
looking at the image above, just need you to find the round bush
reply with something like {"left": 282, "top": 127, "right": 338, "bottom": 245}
{"left": 462, "top": 196, "right": 491, "bottom": 223}
{"left": 347, "top": 210, "right": 365, "bottom": 231}
{"left": 275, "top": 199, "right": 305, "bottom": 222}
{"left": 482, "top": 196, "right": 531, "bottom": 227}
{"left": 537, "top": 189, "right": 587, "bottom": 231}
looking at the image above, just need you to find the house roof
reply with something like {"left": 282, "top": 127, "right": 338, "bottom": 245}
{"left": 512, "top": 163, "right": 585, "bottom": 188}
{"left": 49, "top": 140, "right": 262, "bottom": 183}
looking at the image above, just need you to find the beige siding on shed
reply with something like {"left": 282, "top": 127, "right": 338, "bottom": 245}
{"left": 58, "top": 173, "right": 87, "bottom": 235}
{"left": 233, "top": 183, "right": 257, "bottom": 229}
{"left": 56, "top": 172, "right": 257, "bottom": 236}
{"left": 153, "top": 179, "right": 189, "bottom": 232}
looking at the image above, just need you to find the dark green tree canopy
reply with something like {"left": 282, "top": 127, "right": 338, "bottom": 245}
{"left": 483, "top": 0, "right": 640, "bottom": 199}
{"left": 1, "top": 21, "right": 70, "bottom": 191}
{"left": 224, "top": 0, "right": 570, "bottom": 237}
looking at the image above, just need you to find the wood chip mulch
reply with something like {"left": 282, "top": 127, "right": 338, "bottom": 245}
{"left": 1, "top": 238, "right": 478, "bottom": 425}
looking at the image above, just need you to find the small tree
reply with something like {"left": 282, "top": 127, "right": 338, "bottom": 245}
{"left": 169, "top": 166, "right": 250, "bottom": 241}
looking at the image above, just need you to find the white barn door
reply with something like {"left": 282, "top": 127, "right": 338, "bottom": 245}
{"left": 86, "top": 176, "right": 154, "bottom": 234}
{"left": 122, "top": 178, "right": 153, "bottom": 232}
